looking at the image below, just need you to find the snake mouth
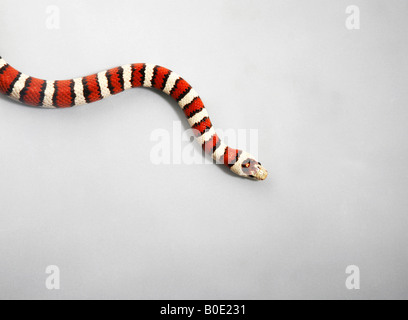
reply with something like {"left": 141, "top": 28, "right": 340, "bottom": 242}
{"left": 254, "top": 165, "right": 268, "bottom": 181}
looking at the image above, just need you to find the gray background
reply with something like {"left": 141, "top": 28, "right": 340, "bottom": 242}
{"left": 0, "top": 0, "right": 407, "bottom": 300}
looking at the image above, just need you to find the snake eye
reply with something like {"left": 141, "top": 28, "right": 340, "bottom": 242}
{"left": 242, "top": 159, "right": 252, "bottom": 168}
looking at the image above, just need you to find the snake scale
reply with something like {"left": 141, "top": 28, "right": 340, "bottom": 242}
{"left": 0, "top": 57, "right": 267, "bottom": 180}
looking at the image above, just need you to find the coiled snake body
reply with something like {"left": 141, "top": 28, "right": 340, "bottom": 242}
{"left": 0, "top": 57, "right": 267, "bottom": 180}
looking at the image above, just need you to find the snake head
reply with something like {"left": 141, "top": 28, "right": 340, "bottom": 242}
{"left": 241, "top": 158, "right": 268, "bottom": 180}
{"left": 229, "top": 151, "right": 268, "bottom": 181}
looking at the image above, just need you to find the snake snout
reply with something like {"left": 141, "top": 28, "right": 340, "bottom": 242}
{"left": 254, "top": 164, "right": 268, "bottom": 181}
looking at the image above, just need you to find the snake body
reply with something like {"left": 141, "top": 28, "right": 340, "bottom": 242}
{"left": 0, "top": 57, "right": 267, "bottom": 180}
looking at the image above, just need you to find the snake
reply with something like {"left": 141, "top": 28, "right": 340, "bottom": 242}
{"left": 0, "top": 57, "right": 268, "bottom": 180}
